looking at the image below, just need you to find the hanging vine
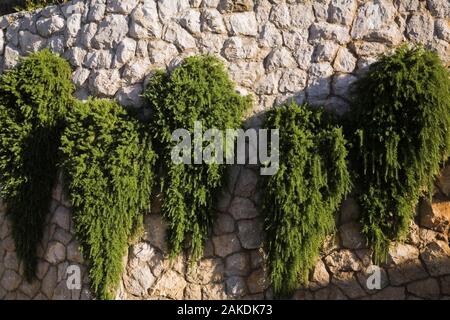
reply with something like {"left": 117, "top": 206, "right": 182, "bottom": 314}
{"left": 350, "top": 45, "right": 450, "bottom": 263}
{"left": 262, "top": 102, "right": 351, "bottom": 297}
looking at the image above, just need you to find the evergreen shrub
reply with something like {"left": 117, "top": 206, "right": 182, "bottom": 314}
{"left": 262, "top": 102, "right": 351, "bottom": 297}
{"left": 0, "top": 50, "right": 74, "bottom": 280}
{"left": 143, "top": 55, "right": 251, "bottom": 260}
{"left": 60, "top": 98, "right": 156, "bottom": 299}
{"left": 351, "top": 46, "right": 450, "bottom": 263}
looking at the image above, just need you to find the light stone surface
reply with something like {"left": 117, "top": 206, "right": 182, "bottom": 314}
{"left": 0, "top": 0, "right": 449, "bottom": 301}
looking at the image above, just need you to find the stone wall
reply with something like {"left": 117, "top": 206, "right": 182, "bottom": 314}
{"left": 0, "top": 0, "right": 449, "bottom": 300}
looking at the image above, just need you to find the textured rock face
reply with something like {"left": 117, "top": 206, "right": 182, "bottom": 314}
{"left": 0, "top": 0, "right": 449, "bottom": 301}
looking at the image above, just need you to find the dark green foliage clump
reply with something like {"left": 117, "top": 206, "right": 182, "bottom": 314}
{"left": 351, "top": 46, "right": 450, "bottom": 264}
{"left": 0, "top": 49, "right": 74, "bottom": 280}
{"left": 144, "top": 55, "right": 251, "bottom": 260}
{"left": 60, "top": 99, "right": 156, "bottom": 299}
{"left": 262, "top": 102, "right": 351, "bottom": 297}
{"left": 0, "top": 0, "right": 67, "bottom": 15}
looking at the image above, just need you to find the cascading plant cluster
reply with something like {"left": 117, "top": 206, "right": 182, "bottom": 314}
{"left": 143, "top": 55, "right": 252, "bottom": 261}
{"left": 350, "top": 45, "right": 450, "bottom": 264}
{"left": 262, "top": 102, "right": 351, "bottom": 297}
{"left": 60, "top": 99, "right": 156, "bottom": 299}
{"left": 0, "top": 50, "right": 156, "bottom": 299}
{"left": 0, "top": 44, "right": 448, "bottom": 300}
{"left": 0, "top": 49, "right": 74, "bottom": 280}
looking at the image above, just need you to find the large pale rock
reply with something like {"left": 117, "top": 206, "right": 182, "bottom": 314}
{"left": 325, "top": 249, "right": 362, "bottom": 273}
{"left": 185, "top": 283, "right": 202, "bottom": 300}
{"left": 93, "top": 14, "right": 129, "bottom": 49}
{"left": 228, "top": 61, "right": 263, "bottom": 88}
{"left": 113, "top": 38, "right": 137, "bottom": 68}
{"left": 66, "top": 46, "right": 87, "bottom": 67}
{"left": 350, "top": 41, "right": 387, "bottom": 57}
{"left": 310, "top": 260, "right": 330, "bottom": 289}
{"left": 264, "top": 47, "right": 297, "bottom": 71}
{"left": 269, "top": 3, "right": 290, "bottom": 29}
{"left": 309, "top": 22, "right": 351, "bottom": 45}
{"left": 278, "top": 68, "right": 307, "bottom": 93}
{"left": 227, "top": 12, "right": 258, "bottom": 36}
{"left": 202, "top": 9, "right": 226, "bottom": 34}
{"left": 306, "top": 62, "right": 334, "bottom": 101}
{"left": 332, "top": 74, "right": 359, "bottom": 100}
{"left": 420, "top": 199, "right": 450, "bottom": 233}
{"left": 256, "top": 71, "right": 282, "bottom": 95}
{"left": 72, "top": 67, "right": 91, "bottom": 88}
{"left": 328, "top": 0, "right": 357, "bottom": 26}
{"left": 89, "top": 69, "right": 122, "bottom": 96}
{"left": 222, "top": 37, "right": 258, "bottom": 61}
{"left": 163, "top": 23, "right": 197, "bottom": 50}
{"left": 387, "top": 243, "right": 419, "bottom": 265}
{"left": 36, "top": 15, "right": 66, "bottom": 37}
{"left": 406, "top": 13, "right": 435, "bottom": 43}
{"left": 124, "top": 265, "right": 155, "bottom": 296}
{"left": 88, "top": 3, "right": 106, "bottom": 22}
{"left": 180, "top": 9, "right": 201, "bottom": 35}
{"left": 426, "top": 0, "right": 450, "bottom": 18}
{"left": 212, "top": 234, "right": 241, "bottom": 257}
{"left": 218, "top": 0, "right": 253, "bottom": 12}
{"left": 152, "top": 269, "right": 186, "bottom": 299}
{"left": 351, "top": 0, "right": 401, "bottom": 44}
{"left": 65, "top": 13, "right": 82, "bottom": 43}
{"left": 313, "top": 41, "right": 340, "bottom": 63}
{"left": 435, "top": 19, "right": 450, "bottom": 42}
{"left": 237, "top": 219, "right": 263, "bottom": 249}
{"left": 282, "top": 28, "right": 308, "bottom": 51}
{"left": 18, "top": 31, "right": 46, "bottom": 53}
{"left": 116, "top": 84, "right": 144, "bottom": 107}
{"left": 129, "top": 1, "right": 162, "bottom": 39}
{"left": 290, "top": 3, "right": 315, "bottom": 28}
{"left": 122, "top": 58, "right": 151, "bottom": 84}
{"left": 259, "top": 23, "right": 283, "bottom": 48}
{"left": 157, "top": 0, "right": 190, "bottom": 21}
{"left": 106, "top": 0, "right": 139, "bottom": 14}
{"left": 3, "top": 45, "right": 21, "bottom": 70}
{"left": 186, "top": 258, "right": 224, "bottom": 284}
{"left": 80, "top": 23, "right": 98, "bottom": 49}
{"left": 44, "top": 242, "right": 65, "bottom": 266}
{"left": 333, "top": 47, "right": 356, "bottom": 73}
{"left": 202, "top": 283, "right": 227, "bottom": 299}
{"left": 420, "top": 241, "right": 450, "bottom": 276}
{"left": 148, "top": 40, "right": 179, "bottom": 66}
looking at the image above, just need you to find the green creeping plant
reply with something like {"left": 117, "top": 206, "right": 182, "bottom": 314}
{"left": 0, "top": 49, "right": 74, "bottom": 280}
{"left": 60, "top": 98, "right": 156, "bottom": 299}
{"left": 350, "top": 45, "right": 450, "bottom": 264}
{"left": 262, "top": 102, "right": 351, "bottom": 297}
{"left": 143, "top": 55, "right": 252, "bottom": 261}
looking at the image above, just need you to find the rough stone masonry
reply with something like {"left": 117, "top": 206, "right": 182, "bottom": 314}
{"left": 0, "top": 0, "right": 449, "bottom": 300}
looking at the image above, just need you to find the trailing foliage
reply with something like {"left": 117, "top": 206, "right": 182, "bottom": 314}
{"left": 0, "top": 49, "right": 74, "bottom": 280}
{"left": 144, "top": 55, "right": 251, "bottom": 260}
{"left": 60, "top": 99, "right": 156, "bottom": 299}
{"left": 351, "top": 46, "right": 450, "bottom": 264}
{"left": 262, "top": 102, "right": 351, "bottom": 297}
